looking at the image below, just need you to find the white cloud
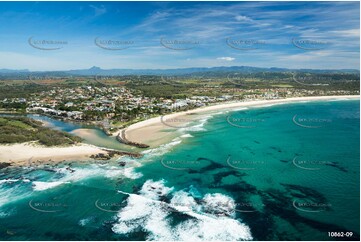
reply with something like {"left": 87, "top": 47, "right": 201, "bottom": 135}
{"left": 235, "top": 15, "right": 252, "bottom": 22}
{"left": 330, "top": 29, "right": 360, "bottom": 38}
{"left": 217, "top": 57, "right": 235, "bottom": 61}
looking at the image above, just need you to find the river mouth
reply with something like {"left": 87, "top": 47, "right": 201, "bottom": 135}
{"left": 0, "top": 113, "right": 136, "bottom": 152}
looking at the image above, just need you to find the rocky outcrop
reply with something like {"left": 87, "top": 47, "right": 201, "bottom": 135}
{"left": 116, "top": 130, "right": 149, "bottom": 148}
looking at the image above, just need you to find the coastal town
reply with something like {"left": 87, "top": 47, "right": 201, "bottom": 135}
{"left": 0, "top": 72, "right": 358, "bottom": 166}
{"left": 1, "top": 77, "right": 358, "bottom": 135}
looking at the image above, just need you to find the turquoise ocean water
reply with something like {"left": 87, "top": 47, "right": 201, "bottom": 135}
{"left": 0, "top": 99, "right": 359, "bottom": 240}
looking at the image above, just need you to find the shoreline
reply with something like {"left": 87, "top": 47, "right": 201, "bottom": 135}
{"left": 0, "top": 95, "right": 358, "bottom": 166}
{"left": 119, "top": 95, "right": 359, "bottom": 147}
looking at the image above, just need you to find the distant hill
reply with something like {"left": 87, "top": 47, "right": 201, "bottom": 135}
{"left": 0, "top": 68, "right": 30, "bottom": 74}
{"left": 0, "top": 66, "right": 359, "bottom": 77}
{"left": 65, "top": 66, "right": 360, "bottom": 76}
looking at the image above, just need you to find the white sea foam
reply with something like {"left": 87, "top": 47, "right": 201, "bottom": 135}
{"left": 112, "top": 193, "right": 173, "bottom": 239}
{"left": 78, "top": 216, "right": 94, "bottom": 227}
{"left": 103, "top": 166, "right": 130, "bottom": 178}
{"left": 212, "top": 110, "right": 229, "bottom": 115}
{"left": 140, "top": 179, "right": 173, "bottom": 200}
{"left": 0, "top": 211, "right": 11, "bottom": 218}
{"left": 32, "top": 181, "right": 69, "bottom": 191}
{"left": 329, "top": 98, "right": 353, "bottom": 102}
{"left": 112, "top": 179, "right": 253, "bottom": 241}
{"left": 202, "top": 193, "right": 236, "bottom": 217}
{"left": 0, "top": 179, "right": 19, "bottom": 185}
{"left": 122, "top": 167, "right": 143, "bottom": 179}
{"left": 253, "top": 103, "right": 283, "bottom": 108}
{"left": 0, "top": 208, "right": 16, "bottom": 218}
{"left": 173, "top": 214, "right": 253, "bottom": 241}
{"left": 180, "top": 134, "right": 193, "bottom": 138}
{"left": 170, "top": 190, "right": 199, "bottom": 213}
{"left": 0, "top": 184, "right": 32, "bottom": 209}
{"left": 32, "top": 164, "right": 143, "bottom": 191}
{"left": 54, "top": 167, "right": 69, "bottom": 174}
{"left": 113, "top": 180, "right": 176, "bottom": 240}
{"left": 141, "top": 138, "right": 182, "bottom": 158}
{"left": 231, "top": 107, "right": 249, "bottom": 112}
{"left": 189, "top": 185, "right": 202, "bottom": 198}
{"left": 179, "top": 116, "right": 210, "bottom": 132}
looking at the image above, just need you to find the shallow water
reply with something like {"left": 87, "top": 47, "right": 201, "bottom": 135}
{"left": 0, "top": 99, "right": 359, "bottom": 240}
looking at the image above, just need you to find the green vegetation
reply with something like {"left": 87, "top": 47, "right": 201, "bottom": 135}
{"left": 0, "top": 78, "right": 109, "bottom": 100}
{"left": 0, "top": 72, "right": 359, "bottom": 101}
{"left": 125, "top": 83, "right": 191, "bottom": 98}
{"left": 0, "top": 116, "right": 82, "bottom": 146}
{"left": 0, "top": 83, "right": 49, "bottom": 99}
{"left": 124, "top": 72, "right": 360, "bottom": 98}
{"left": 0, "top": 71, "right": 358, "bottom": 132}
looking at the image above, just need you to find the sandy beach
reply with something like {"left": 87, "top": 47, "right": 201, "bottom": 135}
{"left": 118, "top": 95, "right": 359, "bottom": 147}
{"left": 0, "top": 142, "right": 108, "bottom": 166}
{"left": 0, "top": 95, "right": 358, "bottom": 166}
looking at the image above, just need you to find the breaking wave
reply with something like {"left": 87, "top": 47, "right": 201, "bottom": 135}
{"left": 112, "top": 179, "right": 253, "bottom": 241}
{"left": 31, "top": 164, "right": 142, "bottom": 191}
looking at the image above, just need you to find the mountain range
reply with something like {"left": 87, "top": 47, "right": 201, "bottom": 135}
{"left": 0, "top": 66, "right": 359, "bottom": 77}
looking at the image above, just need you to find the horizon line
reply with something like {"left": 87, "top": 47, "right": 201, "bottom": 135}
{"left": 1, "top": 65, "right": 360, "bottom": 73}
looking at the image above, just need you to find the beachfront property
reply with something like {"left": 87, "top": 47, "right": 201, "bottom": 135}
{"left": 2, "top": 80, "right": 357, "bottom": 132}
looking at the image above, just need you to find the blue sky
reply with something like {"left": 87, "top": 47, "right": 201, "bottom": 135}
{"left": 0, "top": 1, "right": 359, "bottom": 71}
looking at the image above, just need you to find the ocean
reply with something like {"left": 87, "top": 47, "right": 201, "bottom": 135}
{"left": 0, "top": 99, "right": 359, "bottom": 241}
